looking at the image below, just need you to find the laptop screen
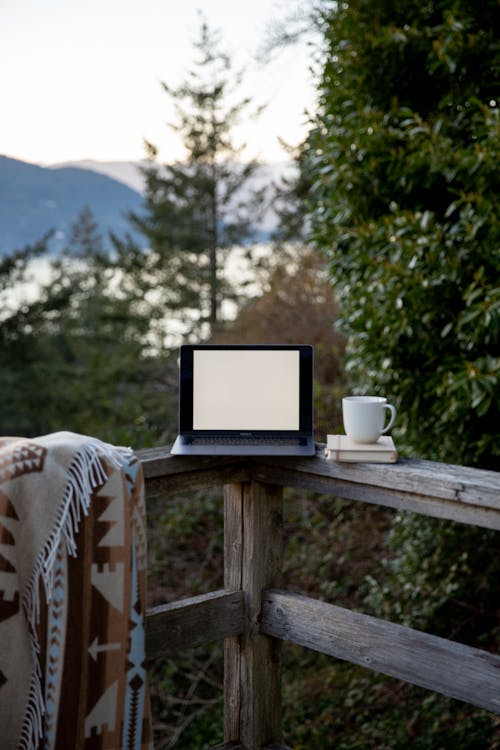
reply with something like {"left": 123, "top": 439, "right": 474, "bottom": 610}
{"left": 178, "top": 344, "right": 313, "bottom": 436}
{"left": 193, "top": 349, "right": 300, "bottom": 430}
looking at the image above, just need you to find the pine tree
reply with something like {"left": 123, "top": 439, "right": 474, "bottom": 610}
{"left": 63, "top": 205, "right": 106, "bottom": 262}
{"left": 129, "top": 20, "right": 266, "bottom": 337}
{"left": 0, "top": 216, "right": 176, "bottom": 445}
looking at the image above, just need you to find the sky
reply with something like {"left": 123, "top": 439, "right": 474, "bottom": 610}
{"left": 1, "top": 0, "right": 319, "bottom": 166}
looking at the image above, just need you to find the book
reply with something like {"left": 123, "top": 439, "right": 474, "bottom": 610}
{"left": 324, "top": 434, "right": 398, "bottom": 463}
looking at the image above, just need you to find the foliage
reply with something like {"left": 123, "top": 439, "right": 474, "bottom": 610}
{"left": 128, "top": 20, "right": 268, "bottom": 337}
{"left": 0, "top": 209, "right": 176, "bottom": 445}
{"left": 365, "top": 512, "right": 500, "bottom": 648}
{"left": 147, "top": 488, "right": 225, "bottom": 749}
{"left": 282, "top": 649, "right": 498, "bottom": 750}
{"left": 298, "top": 0, "right": 500, "bottom": 746}
{"left": 148, "top": 644, "right": 223, "bottom": 750}
{"left": 307, "top": 0, "right": 500, "bottom": 469}
{"left": 279, "top": 495, "right": 499, "bottom": 750}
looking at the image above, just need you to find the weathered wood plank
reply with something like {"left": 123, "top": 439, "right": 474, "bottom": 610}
{"left": 224, "top": 481, "right": 284, "bottom": 749}
{"left": 136, "top": 445, "right": 251, "bottom": 495}
{"left": 253, "top": 454, "right": 500, "bottom": 530}
{"left": 209, "top": 743, "right": 244, "bottom": 750}
{"left": 224, "top": 484, "right": 244, "bottom": 744}
{"left": 261, "top": 590, "right": 500, "bottom": 714}
{"left": 146, "top": 589, "right": 244, "bottom": 658}
{"left": 138, "top": 444, "right": 227, "bottom": 478}
{"left": 138, "top": 446, "right": 500, "bottom": 509}
{"left": 256, "top": 451, "right": 500, "bottom": 507}
{"left": 138, "top": 446, "right": 500, "bottom": 737}
{"left": 137, "top": 447, "right": 500, "bottom": 526}
{"left": 239, "top": 482, "right": 283, "bottom": 749}
{"left": 144, "top": 463, "right": 251, "bottom": 497}
{"left": 137, "top": 447, "right": 500, "bottom": 525}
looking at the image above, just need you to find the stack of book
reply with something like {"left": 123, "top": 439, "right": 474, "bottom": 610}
{"left": 324, "top": 434, "right": 398, "bottom": 463}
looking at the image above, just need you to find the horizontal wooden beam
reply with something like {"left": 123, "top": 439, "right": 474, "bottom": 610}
{"left": 137, "top": 446, "right": 500, "bottom": 528}
{"left": 146, "top": 589, "right": 244, "bottom": 658}
{"left": 137, "top": 445, "right": 251, "bottom": 496}
{"left": 261, "top": 589, "right": 500, "bottom": 715}
{"left": 255, "top": 451, "right": 500, "bottom": 508}
{"left": 253, "top": 453, "right": 500, "bottom": 530}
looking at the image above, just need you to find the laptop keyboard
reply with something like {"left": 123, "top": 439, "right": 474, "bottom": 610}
{"left": 189, "top": 437, "right": 304, "bottom": 446}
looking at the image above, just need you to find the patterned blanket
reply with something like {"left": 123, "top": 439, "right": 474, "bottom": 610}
{"left": 0, "top": 432, "right": 153, "bottom": 750}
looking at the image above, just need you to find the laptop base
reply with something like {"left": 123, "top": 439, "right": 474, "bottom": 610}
{"left": 170, "top": 435, "right": 316, "bottom": 456}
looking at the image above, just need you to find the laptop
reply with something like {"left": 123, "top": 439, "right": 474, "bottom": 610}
{"left": 170, "top": 344, "right": 315, "bottom": 456}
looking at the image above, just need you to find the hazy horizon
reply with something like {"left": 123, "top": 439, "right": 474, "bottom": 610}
{"left": 2, "top": 0, "right": 318, "bottom": 167}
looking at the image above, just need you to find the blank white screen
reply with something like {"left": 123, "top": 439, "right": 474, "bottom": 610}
{"left": 193, "top": 350, "right": 300, "bottom": 430}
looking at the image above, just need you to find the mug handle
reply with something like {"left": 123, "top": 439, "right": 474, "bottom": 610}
{"left": 381, "top": 403, "right": 396, "bottom": 434}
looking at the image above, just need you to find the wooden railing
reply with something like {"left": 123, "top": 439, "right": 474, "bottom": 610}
{"left": 137, "top": 445, "right": 500, "bottom": 750}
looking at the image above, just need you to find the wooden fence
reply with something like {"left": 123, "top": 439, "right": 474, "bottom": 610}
{"left": 138, "top": 445, "right": 500, "bottom": 750}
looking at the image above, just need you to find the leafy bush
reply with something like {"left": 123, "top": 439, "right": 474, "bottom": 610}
{"left": 299, "top": 0, "right": 500, "bottom": 745}
{"left": 307, "top": 0, "right": 499, "bottom": 467}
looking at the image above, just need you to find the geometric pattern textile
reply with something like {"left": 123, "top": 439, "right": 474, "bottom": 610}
{"left": 0, "top": 431, "right": 153, "bottom": 750}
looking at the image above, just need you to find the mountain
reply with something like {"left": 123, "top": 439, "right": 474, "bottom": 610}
{"left": 0, "top": 155, "right": 297, "bottom": 257}
{"left": 0, "top": 155, "right": 143, "bottom": 255}
{"left": 54, "top": 159, "right": 147, "bottom": 193}
{"left": 56, "top": 158, "right": 297, "bottom": 238}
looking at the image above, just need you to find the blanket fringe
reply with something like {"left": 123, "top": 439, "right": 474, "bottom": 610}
{"left": 18, "top": 437, "right": 133, "bottom": 750}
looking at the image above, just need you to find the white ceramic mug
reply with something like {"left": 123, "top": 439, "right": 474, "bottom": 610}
{"left": 342, "top": 396, "right": 397, "bottom": 444}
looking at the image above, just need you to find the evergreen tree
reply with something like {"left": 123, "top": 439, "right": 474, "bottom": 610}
{"left": 0, "top": 234, "right": 54, "bottom": 435}
{"left": 63, "top": 205, "right": 106, "bottom": 262}
{"left": 0, "top": 213, "right": 176, "bottom": 445}
{"left": 129, "top": 20, "right": 266, "bottom": 337}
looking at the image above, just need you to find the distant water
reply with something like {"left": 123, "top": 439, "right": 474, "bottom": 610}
{"left": 1, "top": 244, "right": 274, "bottom": 338}
{"left": 1, "top": 257, "right": 55, "bottom": 320}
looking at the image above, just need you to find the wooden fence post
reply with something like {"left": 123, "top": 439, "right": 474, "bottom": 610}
{"left": 224, "top": 478, "right": 284, "bottom": 749}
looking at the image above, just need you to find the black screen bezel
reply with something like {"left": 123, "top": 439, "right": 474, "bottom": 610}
{"left": 178, "top": 344, "right": 313, "bottom": 437}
